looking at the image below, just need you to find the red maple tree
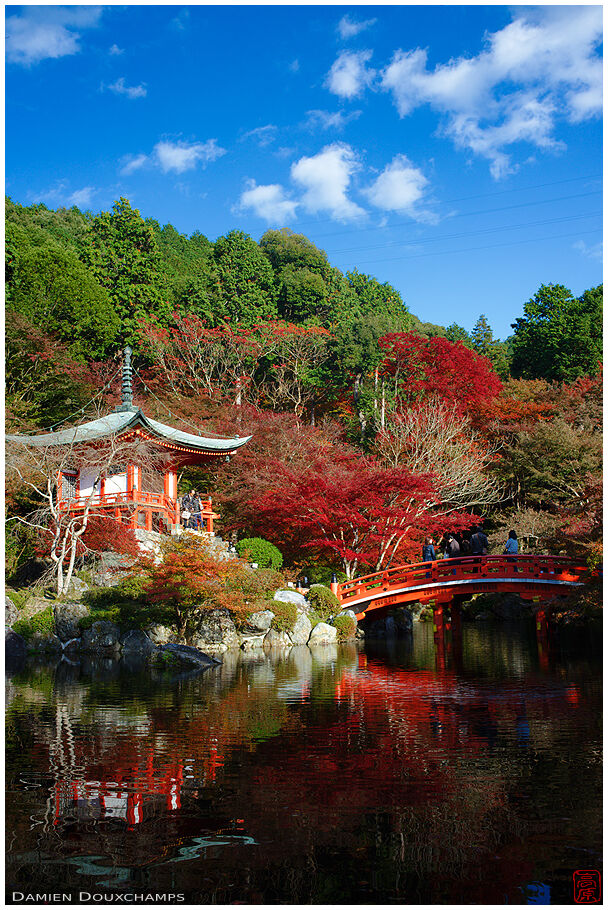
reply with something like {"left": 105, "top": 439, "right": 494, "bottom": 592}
{"left": 379, "top": 332, "right": 502, "bottom": 413}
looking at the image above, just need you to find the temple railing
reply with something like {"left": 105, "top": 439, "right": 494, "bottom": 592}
{"left": 57, "top": 491, "right": 215, "bottom": 529}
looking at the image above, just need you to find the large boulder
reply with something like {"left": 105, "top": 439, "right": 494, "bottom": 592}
{"left": 263, "top": 628, "right": 292, "bottom": 649}
{"left": 190, "top": 609, "right": 241, "bottom": 652}
{"left": 308, "top": 622, "right": 338, "bottom": 645}
{"left": 246, "top": 610, "right": 275, "bottom": 633}
{"left": 5, "top": 595, "right": 18, "bottom": 628}
{"left": 158, "top": 643, "right": 221, "bottom": 670}
{"left": 29, "top": 631, "right": 63, "bottom": 653}
{"left": 81, "top": 621, "right": 121, "bottom": 655}
{"left": 120, "top": 629, "right": 156, "bottom": 656}
{"left": 290, "top": 612, "right": 313, "bottom": 645}
{"left": 146, "top": 623, "right": 178, "bottom": 646}
{"left": 5, "top": 629, "right": 26, "bottom": 669}
{"left": 54, "top": 602, "right": 90, "bottom": 642}
{"left": 274, "top": 590, "right": 308, "bottom": 608}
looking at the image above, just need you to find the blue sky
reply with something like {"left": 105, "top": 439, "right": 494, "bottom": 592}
{"left": 5, "top": 4, "right": 603, "bottom": 339}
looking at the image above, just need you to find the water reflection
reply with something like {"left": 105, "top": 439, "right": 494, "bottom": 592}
{"left": 6, "top": 623, "right": 602, "bottom": 905}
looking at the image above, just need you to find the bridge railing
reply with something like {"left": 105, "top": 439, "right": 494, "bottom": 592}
{"left": 337, "top": 555, "right": 588, "bottom": 607}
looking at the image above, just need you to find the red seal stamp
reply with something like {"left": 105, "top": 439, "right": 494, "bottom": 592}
{"left": 574, "top": 870, "right": 601, "bottom": 903}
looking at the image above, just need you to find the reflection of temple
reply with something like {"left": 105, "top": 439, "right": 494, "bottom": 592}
{"left": 53, "top": 763, "right": 184, "bottom": 827}
{"left": 6, "top": 347, "right": 250, "bottom": 534}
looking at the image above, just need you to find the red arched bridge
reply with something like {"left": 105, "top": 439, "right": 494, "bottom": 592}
{"left": 332, "top": 555, "right": 589, "bottom": 621}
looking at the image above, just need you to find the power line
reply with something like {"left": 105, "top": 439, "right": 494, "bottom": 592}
{"left": 290, "top": 172, "right": 602, "bottom": 231}
{"left": 328, "top": 211, "right": 601, "bottom": 257}
{"left": 344, "top": 227, "right": 602, "bottom": 268}
{"left": 310, "top": 190, "right": 602, "bottom": 241}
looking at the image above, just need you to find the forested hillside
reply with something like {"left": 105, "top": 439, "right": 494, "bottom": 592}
{"left": 5, "top": 196, "right": 603, "bottom": 583}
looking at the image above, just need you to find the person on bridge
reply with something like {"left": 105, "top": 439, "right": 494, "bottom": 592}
{"left": 503, "top": 530, "right": 519, "bottom": 554}
{"left": 459, "top": 531, "right": 472, "bottom": 556}
{"left": 444, "top": 534, "right": 461, "bottom": 558}
{"left": 422, "top": 537, "right": 436, "bottom": 561}
{"left": 471, "top": 526, "right": 489, "bottom": 555}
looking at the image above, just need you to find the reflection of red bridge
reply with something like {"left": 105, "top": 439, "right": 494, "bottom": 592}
{"left": 333, "top": 555, "right": 588, "bottom": 620}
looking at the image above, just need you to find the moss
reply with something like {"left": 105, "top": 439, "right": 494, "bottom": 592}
{"left": 12, "top": 605, "right": 55, "bottom": 640}
{"left": 5, "top": 588, "right": 31, "bottom": 613}
{"left": 81, "top": 575, "right": 173, "bottom": 632}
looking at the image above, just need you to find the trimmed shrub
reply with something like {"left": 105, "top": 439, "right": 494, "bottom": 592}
{"left": 307, "top": 584, "right": 340, "bottom": 626}
{"left": 236, "top": 537, "right": 283, "bottom": 570}
{"left": 333, "top": 613, "right": 357, "bottom": 641}
{"left": 268, "top": 599, "right": 297, "bottom": 634}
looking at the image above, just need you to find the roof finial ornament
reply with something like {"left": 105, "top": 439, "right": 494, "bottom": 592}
{"left": 116, "top": 345, "right": 134, "bottom": 412}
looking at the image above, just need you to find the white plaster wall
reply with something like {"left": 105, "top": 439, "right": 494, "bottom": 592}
{"left": 105, "top": 473, "right": 127, "bottom": 495}
{"left": 79, "top": 467, "right": 101, "bottom": 499}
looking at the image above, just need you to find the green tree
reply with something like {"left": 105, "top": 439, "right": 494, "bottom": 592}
{"left": 83, "top": 197, "right": 168, "bottom": 344}
{"left": 445, "top": 323, "right": 474, "bottom": 346}
{"left": 213, "top": 229, "right": 278, "bottom": 324}
{"left": 7, "top": 223, "right": 119, "bottom": 359}
{"left": 511, "top": 283, "right": 602, "bottom": 381}
{"left": 346, "top": 269, "right": 410, "bottom": 327}
{"left": 471, "top": 314, "right": 494, "bottom": 357}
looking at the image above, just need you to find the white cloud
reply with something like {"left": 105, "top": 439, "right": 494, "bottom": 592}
{"left": 381, "top": 6, "right": 602, "bottom": 178}
{"left": 305, "top": 109, "right": 362, "bottom": 131}
{"left": 6, "top": 6, "right": 102, "bottom": 65}
{"left": 153, "top": 139, "right": 226, "bottom": 174}
{"left": 109, "top": 44, "right": 124, "bottom": 56}
{"left": 325, "top": 50, "right": 374, "bottom": 100}
{"left": 242, "top": 125, "right": 278, "bottom": 147}
{"left": 120, "top": 153, "right": 149, "bottom": 176}
{"left": 108, "top": 77, "right": 147, "bottom": 100}
{"left": 573, "top": 239, "right": 603, "bottom": 262}
{"left": 68, "top": 187, "right": 95, "bottom": 207}
{"left": 289, "top": 59, "right": 300, "bottom": 73}
{"left": 28, "top": 180, "right": 96, "bottom": 208}
{"left": 337, "top": 15, "right": 377, "bottom": 40}
{"left": 237, "top": 180, "right": 298, "bottom": 223}
{"left": 171, "top": 9, "right": 190, "bottom": 31}
{"left": 291, "top": 143, "right": 365, "bottom": 221}
{"left": 363, "top": 155, "right": 429, "bottom": 217}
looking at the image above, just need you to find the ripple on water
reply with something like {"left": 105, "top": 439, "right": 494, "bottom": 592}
{"left": 6, "top": 622, "right": 602, "bottom": 905}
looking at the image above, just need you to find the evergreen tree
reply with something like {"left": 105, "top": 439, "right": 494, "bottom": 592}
{"left": 213, "top": 229, "right": 278, "bottom": 324}
{"left": 511, "top": 283, "right": 602, "bottom": 381}
{"left": 82, "top": 197, "right": 168, "bottom": 344}
{"left": 445, "top": 323, "right": 474, "bottom": 347}
{"left": 7, "top": 222, "right": 119, "bottom": 359}
{"left": 471, "top": 314, "right": 494, "bottom": 356}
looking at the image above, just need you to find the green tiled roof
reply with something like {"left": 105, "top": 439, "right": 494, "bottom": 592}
{"left": 6, "top": 408, "right": 251, "bottom": 453}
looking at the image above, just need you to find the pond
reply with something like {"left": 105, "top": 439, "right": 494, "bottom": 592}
{"left": 5, "top": 620, "right": 602, "bottom": 905}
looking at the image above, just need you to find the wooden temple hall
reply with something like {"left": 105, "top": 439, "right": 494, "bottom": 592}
{"left": 6, "top": 348, "right": 250, "bottom": 535}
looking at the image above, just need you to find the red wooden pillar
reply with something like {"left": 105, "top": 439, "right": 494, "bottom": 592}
{"left": 145, "top": 509, "right": 153, "bottom": 531}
